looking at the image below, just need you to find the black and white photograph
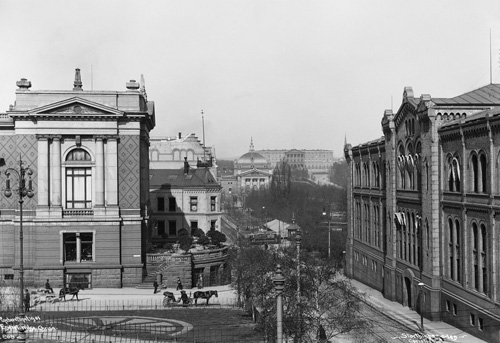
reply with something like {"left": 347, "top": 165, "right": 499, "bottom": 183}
{"left": 0, "top": 1, "right": 499, "bottom": 342}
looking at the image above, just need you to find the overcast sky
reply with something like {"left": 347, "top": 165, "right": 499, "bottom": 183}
{"left": 1, "top": 0, "right": 499, "bottom": 159}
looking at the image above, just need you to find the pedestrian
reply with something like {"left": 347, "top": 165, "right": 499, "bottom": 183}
{"left": 45, "top": 279, "right": 54, "bottom": 293}
{"left": 153, "top": 280, "right": 158, "bottom": 294}
{"left": 24, "top": 289, "right": 30, "bottom": 312}
{"left": 176, "top": 277, "right": 183, "bottom": 290}
{"left": 180, "top": 290, "right": 189, "bottom": 306}
{"left": 197, "top": 275, "right": 203, "bottom": 289}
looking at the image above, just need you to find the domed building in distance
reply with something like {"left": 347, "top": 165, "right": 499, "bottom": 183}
{"left": 234, "top": 138, "right": 272, "bottom": 192}
{"left": 220, "top": 138, "right": 272, "bottom": 208}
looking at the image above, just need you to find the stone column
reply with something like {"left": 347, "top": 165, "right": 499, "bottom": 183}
{"left": 95, "top": 136, "right": 105, "bottom": 207}
{"left": 50, "top": 136, "right": 62, "bottom": 207}
{"left": 36, "top": 135, "right": 49, "bottom": 211}
{"left": 106, "top": 136, "right": 119, "bottom": 214}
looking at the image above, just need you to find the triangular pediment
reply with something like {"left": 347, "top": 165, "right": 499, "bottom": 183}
{"left": 28, "top": 97, "right": 123, "bottom": 116}
{"left": 239, "top": 168, "right": 271, "bottom": 177}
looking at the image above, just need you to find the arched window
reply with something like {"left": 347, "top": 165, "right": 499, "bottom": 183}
{"left": 65, "top": 148, "right": 92, "bottom": 209}
{"left": 448, "top": 156, "right": 461, "bottom": 192}
{"left": 448, "top": 218, "right": 454, "bottom": 279}
{"left": 472, "top": 223, "right": 479, "bottom": 290}
{"left": 480, "top": 154, "right": 487, "bottom": 193}
{"left": 481, "top": 224, "right": 487, "bottom": 294}
{"left": 455, "top": 219, "right": 460, "bottom": 282}
{"left": 416, "top": 143, "right": 422, "bottom": 191}
{"left": 472, "top": 154, "right": 479, "bottom": 193}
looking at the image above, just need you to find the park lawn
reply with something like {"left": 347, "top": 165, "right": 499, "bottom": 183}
{"left": 19, "top": 308, "right": 262, "bottom": 342}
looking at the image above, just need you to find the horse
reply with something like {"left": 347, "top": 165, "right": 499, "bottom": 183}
{"left": 59, "top": 286, "right": 81, "bottom": 301}
{"left": 193, "top": 290, "right": 218, "bottom": 305}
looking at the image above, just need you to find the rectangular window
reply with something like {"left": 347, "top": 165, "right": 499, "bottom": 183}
{"left": 210, "top": 220, "right": 217, "bottom": 230}
{"left": 4, "top": 274, "right": 14, "bottom": 280}
{"left": 191, "top": 221, "right": 198, "bottom": 231}
{"left": 157, "top": 197, "right": 165, "bottom": 212}
{"left": 453, "top": 304, "right": 458, "bottom": 316}
{"left": 63, "top": 232, "right": 94, "bottom": 262}
{"left": 157, "top": 220, "right": 165, "bottom": 236}
{"left": 190, "top": 197, "right": 198, "bottom": 212}
{"left": 64, "top": 233, "right": 77, "bottom": 261}
{"left": 80, "top": 233, "right": 93, "bottom": 261}
{"left": 470, "top": 313, "right": 475, "bottom": 326}
{"left": 478, "top": 318, "right": 484, "bottom": 331}
{"left": 446, "top": 300, "right": 451, "bottom": 312}
{"left": 211, "top": 196, "right": 216, "bottom": 212}
{"left": 66, "top": 167, "right": 92, "bottom": 209}
{"left": 168, "top": 221, "right": 176, "bottom": 236}
{"left": 168, "top": 197, "right": 176, "bottom": 212}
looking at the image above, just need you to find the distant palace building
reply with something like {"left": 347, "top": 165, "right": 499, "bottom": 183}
{"left": 344, "top": 84, "right": 500, "bottom": 342}
{"left": 257, "top": 148, "right": 334, "bottom": 180}
{"left": 0, "top": 70, "right": 155, "bottom": 288}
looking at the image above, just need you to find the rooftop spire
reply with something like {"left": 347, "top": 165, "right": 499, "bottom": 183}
{"left": 249, "top": 137, "right": 255, "bottom": 152}
{"left": 73, "top": 68, "right": 83, "bottom": 91}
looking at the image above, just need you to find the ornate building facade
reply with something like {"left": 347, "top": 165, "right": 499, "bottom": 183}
{"left": 149, "top": 133, "right": 217, "bottom": 176}
{"left": 344, "top": 84, "right": 500, "bottom": 342}
{"left": 0, "top": 70, "right": 155, "bottom": 288}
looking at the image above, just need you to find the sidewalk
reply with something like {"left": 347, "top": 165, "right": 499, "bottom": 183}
{"left": 350, "top": 279, "right": 487, "bottom": 343}
{"left": 25, "top": 284, "right": 238, "bottom": 312}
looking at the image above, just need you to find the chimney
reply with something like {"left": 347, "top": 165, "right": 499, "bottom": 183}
{"left": 73, "top": 68, "right": 83, "bottom": 91}
{"left": 183, "top": 157, "right": 190, "bottom": 174}
{"left": 16, "top": 78, "right": 32, "bottom": 91}
{"left": 178, "top": 132, "right": 182, "bottom": 139}
{"left": 126, "top": 79, "right": 140, "bottom": 90}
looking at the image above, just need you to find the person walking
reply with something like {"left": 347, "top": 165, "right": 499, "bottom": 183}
{"left": 176, "top": 277, "right": 183, "bottom": 290}
{"left": 197, "top": 274, "right": 203, "bottom": 289}
{"left": 153, "top": 280, "right": 158, "bottom": 294}
{"left": 24, "top": 289, "right": 30, "bottom": 313}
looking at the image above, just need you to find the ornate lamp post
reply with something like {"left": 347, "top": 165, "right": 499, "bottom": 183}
{"left": 2, "top": 156, "right": 35, "bottom": 313}
{"left": 418, "top": 282, "right": 425, "bottom": 332}
{"left": 273, "top": 264, "right": 285, "bottom": 343}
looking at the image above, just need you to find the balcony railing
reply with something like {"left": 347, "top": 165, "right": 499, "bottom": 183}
{"left": 63, "top": 209, "right": 94, "bottom": 216}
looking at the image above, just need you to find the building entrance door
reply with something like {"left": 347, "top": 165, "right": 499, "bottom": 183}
{"left": 404, "top": 277, "right": 412, "bottom": 308}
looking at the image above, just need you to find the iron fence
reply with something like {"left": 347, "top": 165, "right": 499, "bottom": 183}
{"left": 1, "top": 297, "right": 240, "bottom": 313}
{"left": 1, "top": 314, "right": 265, "bottom": 343}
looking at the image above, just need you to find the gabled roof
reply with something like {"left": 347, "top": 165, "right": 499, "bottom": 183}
{"left": 150, "top": 168, "right": 220, "bottom": 189}
{"left": 432, "top": 84, "right": 500, "bottom": 106}
{"left": 265, "top": 219, "right": 290, "bottom": 234}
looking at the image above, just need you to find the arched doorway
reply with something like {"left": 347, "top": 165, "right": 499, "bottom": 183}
{"left": 404, "top": 277, "right": 412, "bottom": 308}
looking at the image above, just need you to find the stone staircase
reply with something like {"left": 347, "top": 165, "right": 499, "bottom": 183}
{"left": 136, "top": 255, "right": 173, "bottom": 289}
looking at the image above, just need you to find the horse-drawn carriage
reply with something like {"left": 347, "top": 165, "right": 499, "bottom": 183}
{"left": 162, "top": 290, "right": 218, "bottom": 307}
{"left": 31, "top": 289, "right": 57, "bottom": 306}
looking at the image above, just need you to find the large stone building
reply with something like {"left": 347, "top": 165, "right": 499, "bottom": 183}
{"left": 149, "top": 158, "right": 222, "bottom": 246}
{"left": 0, "top": 70, "right": 155, "bottom": 288}
{"left": 149, "top": 133, "right": 217, "bottom": 176}
{"left": 257, "top": 148, "right": 334, "bottom": 179}
{"left": 344, "top": 84, "right": 500, "bottom": 342}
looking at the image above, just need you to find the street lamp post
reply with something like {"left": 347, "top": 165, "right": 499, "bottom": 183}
{"left": 295, "top": 217, "right": 302, "bottom": 342}
{"left": 2, "top": 156, "right": 35, "bottom": 314}
{"left": 273, "top": 264, "right": 285, "bottom": 343}
{"left": 322, "top": 207, "right": 331, "bottom": 258}
{"left": 418, "top": 282, "right": 425, "bottom": 332}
